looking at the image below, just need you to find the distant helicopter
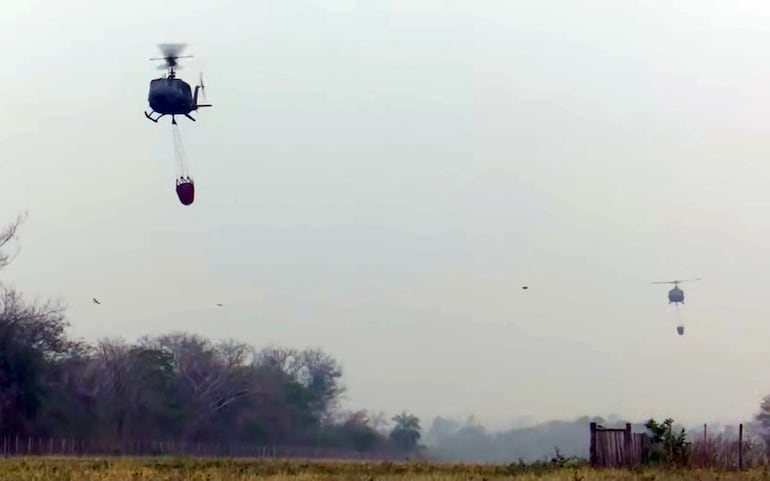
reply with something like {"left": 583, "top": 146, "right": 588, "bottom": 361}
{"left": 652, "top": 278, "right": 701, "bottom": 305}
{"left": 652, "top": 278, "right": 700, "bottom": 336}
{"left": 144, "top": 43, "right": 212, "bottom": 124}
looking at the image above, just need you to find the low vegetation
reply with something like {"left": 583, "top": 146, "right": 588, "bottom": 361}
{"left": 0, "top": 432, "right": 764, "bottom": 480}
{"left": 1, "top": 457, "right": 770, "bottom": 481}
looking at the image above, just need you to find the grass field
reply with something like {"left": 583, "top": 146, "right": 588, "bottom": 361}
{"left": 0, "top": 458, "right": 767, "bottom": 481}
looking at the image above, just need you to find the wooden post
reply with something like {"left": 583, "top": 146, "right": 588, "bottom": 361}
{"left": 590, "top": 422, "right": 598, "bottom": 467}
{"left": 738, "top": 423, "right": 744, "bottom": 471}
{"left": 624, "top": 423, "right": 633, "bottom": 467}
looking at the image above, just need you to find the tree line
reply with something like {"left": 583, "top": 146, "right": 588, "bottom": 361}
{"left": 11, "top": 211, "right": 770, "bottom": 462}
{"left": 0, "top": 215, "right": 423, "bottom": 455}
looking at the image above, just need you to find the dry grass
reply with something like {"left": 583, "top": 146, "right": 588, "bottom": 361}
{"left": 0, "top": 458, "right": 769, "bottom": 481}
{"left": 690, "top": 438, "right": 765, "bottom": 469}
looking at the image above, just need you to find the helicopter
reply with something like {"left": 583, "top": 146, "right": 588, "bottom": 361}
{"left": 652, "top": 278, "right": 701, "bottom": 336}
{"left": 144, "top": 43, "right": 212, "bottom": 124}
{"left": 652, "top": 278, "right": 701, "bottom": 305}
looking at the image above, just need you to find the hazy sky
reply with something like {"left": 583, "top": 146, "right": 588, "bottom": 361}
{"left": 3, "top": 0, "right": 770, "bottom": 430}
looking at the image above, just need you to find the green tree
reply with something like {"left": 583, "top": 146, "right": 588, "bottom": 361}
{"left": 645, "top": 418, "right": 690, "bottom": 465}
{"left": 0, "top": 215, "right": 76, "bottom": 436}
{"left": 389, "top": 411, "right": 422, "bottom": 453}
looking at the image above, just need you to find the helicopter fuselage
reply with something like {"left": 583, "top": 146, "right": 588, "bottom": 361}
{"left": 144, "top": 45, "right": 212, "bottom": 124}
{"left": 668, "top": 287, "right": 684, "bottom": 304}
{"left": 145, "top": 75, "right": 210, "bottom": 123}
{"left": 148, "top": 77, "right": 195, "bottom": 115}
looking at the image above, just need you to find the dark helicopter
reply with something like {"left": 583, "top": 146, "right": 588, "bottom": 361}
{"left": 652, "top": 278, "right": 701, "bottom": 305}
{"left": 144, "top": 43, "right": 211, "bottom": 124}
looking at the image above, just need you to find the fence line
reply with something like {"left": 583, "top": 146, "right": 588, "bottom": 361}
{"left": 591, "top": 422, "right": 765, "bottom": 470}
{"left": 590, "top": 423, "right": 649, "bottom": 468}
{"left": 0, "top": 436, "right": 395, "bottom": 460}
{"left": 689, "top": 423, "right": 766, "bottom": 469}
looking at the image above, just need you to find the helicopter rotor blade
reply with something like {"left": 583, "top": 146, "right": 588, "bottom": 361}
{"left": 150, "top": 44, "right": 193, "bottom": 70}
{"left": 151, "top": 56, "right": 193, "bottom": 62}
{"left": 157, "top": 43, "right": 187, "bottom": 59}
{"left": 651, "top": 278, "right": 701, "bottom": 285}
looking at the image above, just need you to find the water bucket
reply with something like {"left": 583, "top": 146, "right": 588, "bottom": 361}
{"left": 176, "top": 179, "right": 195, "bottom": 206}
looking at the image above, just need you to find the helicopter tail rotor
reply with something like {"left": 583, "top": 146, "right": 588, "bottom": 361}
{"left": 199, "top": 72, "right": 207, "bottom": 103}
{"left": 194, "top": 71, "right": 213, "bottom": 109}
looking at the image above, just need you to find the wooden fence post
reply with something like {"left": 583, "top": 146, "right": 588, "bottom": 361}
{"left": 738, "top": 423, "right": 744, "bottom": 471}
{"left": 589, "top": 422, "right": 598, "bottom": 467}
{"left": 623, "top": 423, "right": 632, "bottom": 468}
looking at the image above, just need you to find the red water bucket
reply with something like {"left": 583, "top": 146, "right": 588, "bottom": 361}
{"left": 176, "top": 179, "right": 195, "bottom": 206}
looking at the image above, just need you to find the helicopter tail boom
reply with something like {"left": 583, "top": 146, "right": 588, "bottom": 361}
{"left": 192, "top": 77, "right": 212, "bottom": 110}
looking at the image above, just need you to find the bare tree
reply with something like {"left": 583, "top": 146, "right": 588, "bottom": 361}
{"left": 254, "top": 346, "right": 345, "bottom": 417}
{"left": 0, "top": 213, "right": 26, "bottom": 272}
{"left": 140, "top": 332, "right": 259, "bottom": 438}
{"left": 0, "top": 289, "right": 70, "bottom": 360}
{"left": 255, "top": 346, "right": 304, "bottom": 376}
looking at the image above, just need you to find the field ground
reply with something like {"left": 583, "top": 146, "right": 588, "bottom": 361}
{"left": 0, "top": 458, "right": 768, "bottom": 481}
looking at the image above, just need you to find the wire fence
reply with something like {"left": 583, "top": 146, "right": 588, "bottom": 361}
{"left": 0, "top": 436, "right": 396, "bottom": 460}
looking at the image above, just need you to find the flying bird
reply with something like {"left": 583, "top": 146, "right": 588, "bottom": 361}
{"left": 216, "top": 303, "right": 223, "bottom": 307}
{"left": 521, "top": 286, "right": 529, "bottom": 290}
{"left": 92, "top": 298, "right": 101, "bottom": 305}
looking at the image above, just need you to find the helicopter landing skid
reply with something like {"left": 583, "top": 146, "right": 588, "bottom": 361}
{"left": 144, "top": 111, "right": 197, "bottom": 123}
{"left": 144, "top": 110, "right": 166, "bottom": 123}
